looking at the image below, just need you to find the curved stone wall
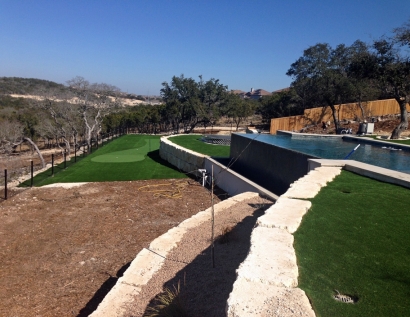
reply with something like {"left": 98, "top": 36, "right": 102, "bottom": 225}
{"left": 159, "top": 135, "right": 206, "bottom": 174}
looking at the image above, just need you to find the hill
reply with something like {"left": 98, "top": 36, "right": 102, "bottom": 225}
{"left": 0, "top": 77, "right": 67, "bottom": 95}
{"left": 0, "top": 77, "right": 162, "bottom": 106}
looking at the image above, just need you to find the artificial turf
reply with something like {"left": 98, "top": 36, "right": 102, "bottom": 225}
{"left": 167, "top": 135, "right": 230, "bottom": 157}
{"left": 294, "top": 170, "right": 410, "bottom": 317}
{"left": 367, "top": 135, "right": 410, "bottom": 146}
{"left": 25, "top": 135, "right": 187, "bottom": 186}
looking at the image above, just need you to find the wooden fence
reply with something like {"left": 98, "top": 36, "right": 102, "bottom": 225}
{"left": 270, "top": 99, "right": 410, "bottom": 134}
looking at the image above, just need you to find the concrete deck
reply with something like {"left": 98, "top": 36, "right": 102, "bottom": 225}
{"left": 308, "top": 159, "right": 410, "bottom": 189}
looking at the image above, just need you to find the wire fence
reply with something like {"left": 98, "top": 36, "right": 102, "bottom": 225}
{"left": 0, "top": 131, "right": 124, "bottom": 200}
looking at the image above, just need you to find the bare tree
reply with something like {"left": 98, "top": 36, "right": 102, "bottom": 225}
{"left": 0, "top": 120, "right": 45, "bottom": 167}
{"left": 67, "top": 76, "right": 122, "bottom": 147}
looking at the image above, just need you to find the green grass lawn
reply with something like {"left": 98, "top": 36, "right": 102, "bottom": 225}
{"left": 168, "top": 135, "right": 230, "bottom": 157}
{"left": 23, "top": 135, "right": 187, "bottom": 186}
{"left": 367, "top": 135, "right": 410, "bottom": 146}
{"left": 294, "top": 170, "right": 410, "bottom": 317}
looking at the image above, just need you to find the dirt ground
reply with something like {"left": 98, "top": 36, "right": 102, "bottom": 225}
{"left": 125, "top": 195, "right": 273, "bottom": 317}
{"left": 0, "top": 179, "right": 223, "bottom": 317}
{"left": 301, "top": 116, "right": 410, "bottom": 137}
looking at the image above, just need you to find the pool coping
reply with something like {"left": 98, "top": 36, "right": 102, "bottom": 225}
{"left": 308, "top": 159, "right": 410, "bottom": 189}
{"left": 342, "top": 135, "right": 410, "bottom": 151}
{"left": 278, "top": 130, "right": 410, "bottom": 151}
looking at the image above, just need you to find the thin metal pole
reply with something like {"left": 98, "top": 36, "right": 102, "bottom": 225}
{"left": 51, "top": 154, "right": 54, "bottom": 177}
{"left": 64, "top": 149, "right": 67, "bottom": 169}
{"left": 74, "top": 136, "right": 77, "bottom": 162}
{"left": 4, "top": 169, "right": 7, "bottom": 200}
{"left": 30, "top": 160, "right": 34, "bottom": 187}
{"left": 211, "top": 165, "right": 215, "bottom": 268}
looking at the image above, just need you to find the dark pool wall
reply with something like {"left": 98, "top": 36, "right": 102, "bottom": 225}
{"left": 230, "top": 133, "right": 318, "bottom": 196}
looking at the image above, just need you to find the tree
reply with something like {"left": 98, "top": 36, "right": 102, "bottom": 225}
{"left": 197, "top": 75, "right": 228, "bottom": 130}
{"left": 257, "top": 89, "right": 302, "bottom": 122}
{"left": 32, "top": 86, "right": 82, "bottom": 158}
{"left": 350, "top": 33, "right": 410, "bottom": 139}
{"left": 225, "top": 94, "right": 255, "bottom": 131}
{"left": 66, "top": 76, "right": 122, "bottom": 146}
{"left": 161, "top": 74, "right": 200, "bottom": 133}
{"left": 0, "top": 119, "right": 45, "bottom": 167}
{"left": 287, "top": 43, "right": 356, "bottom": 130}
{"left": 0, "top": 120, "right": 24, "bottom": 154}
{"left": 371, "top": 38, "right": 410, "bottom": 139}
{"left": 394, "top": 18, "right": 410, "bottom": 47}
{"left": 346, "top": 40, "right": 380, "bottom": 120}
{"left": 161, "top": 75, "right": 228, "bottom": 133}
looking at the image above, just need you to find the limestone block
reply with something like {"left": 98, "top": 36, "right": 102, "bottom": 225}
{"left": 282, "top": 182, "right": 322, "bottom": 199}
{"left": 314, "top": 166, "right": 342, "bottom": 177}
{"left": 89, "top": 248, "right": 164, "bottom": 317}
{"left": 226, "top": 278, "right": 316, "bottom": 317}
{"left": 291, "top": 173, "right": 333, "bottom": 187}
{"left": 149, "top": 226, "right": 187, "bottom": 253}
{"left": 257, "top": 198, "right": 312, "bottom": 233}
{"left": 178, "top": 210, "right": 211, "bottom": 230}
{"left": 236, "top": 227, "right": 298, "bottom": 287}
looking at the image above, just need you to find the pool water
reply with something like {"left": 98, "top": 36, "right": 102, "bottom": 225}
{"left": 241, "top": 134, "right": 410, "bottom": 174}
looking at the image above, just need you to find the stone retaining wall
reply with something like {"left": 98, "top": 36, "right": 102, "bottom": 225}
{"left": 89, "top": 192, "right": 260, "bottom": 317}
{"left": 159, "top": 135, "right": 206, "bottom": 174}
{"left": 159, "top": 135, "right": 278, "bottom": 200}
{"left": 226, "top": 166, "right": 343, "bottom": 316}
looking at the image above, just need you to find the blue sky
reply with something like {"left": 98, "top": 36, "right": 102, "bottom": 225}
{"left": 1, "top": 0, "right": 409, "bottom": 95}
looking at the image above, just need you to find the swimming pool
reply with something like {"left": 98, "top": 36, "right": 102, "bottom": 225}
{"left": 240, "top": 133, "right": 410, "bottom": 174}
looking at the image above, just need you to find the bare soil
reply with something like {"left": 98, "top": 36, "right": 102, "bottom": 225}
{"left": 124, "top": 196, "right": 273, "bottom": 317}
{"left": 302, "top": 116, "right": 410, "bottom": 137}
{"left": 0, "top": 179, "right": 223, "bottom": 317}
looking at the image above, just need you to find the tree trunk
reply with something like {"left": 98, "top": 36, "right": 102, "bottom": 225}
{"left": 329, "top": 104, "right": 339, "bottom": 131}
{"left": 358, "top": 101, "right": 366, "bottom": 121}
{"left": 390, "top": 98, "right": 409, "bottom": 139}
{"left": 63, "top": 139, "right": 71, "bottom": 159}
{"left": 24, "top": 137, "right": 46, "bottom": 168}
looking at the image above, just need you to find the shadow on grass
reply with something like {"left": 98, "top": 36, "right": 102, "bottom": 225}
{"left": 146, "top": 150, "right": 182, "bottom": 170}
{"left": 77, "top": 262, "right": 131, "bottom": 317}
{"left": 141, "top": 204, "right": 270, "bottom": 316}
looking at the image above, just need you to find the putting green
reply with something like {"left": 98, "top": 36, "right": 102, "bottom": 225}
{"left": 91, "top": 149, "right": 146, "bottom": 163}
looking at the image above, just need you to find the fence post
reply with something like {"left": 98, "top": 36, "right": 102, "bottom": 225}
{"left": 4, "top": 169, "right": 7, "bottom": 200}
{"left": 30, "top": 160, "right": 34, "bottom": 187}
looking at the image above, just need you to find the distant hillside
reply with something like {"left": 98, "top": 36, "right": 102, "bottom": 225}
{"left": 0, "top": 77, "right": 67, "bottom": 95}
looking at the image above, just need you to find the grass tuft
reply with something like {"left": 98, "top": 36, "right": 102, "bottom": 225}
{"left": 217, "top": 225, "right": 234, "bottom": 244}
{"left": 144, "top": 282, "right": 190, "bottom": 317}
